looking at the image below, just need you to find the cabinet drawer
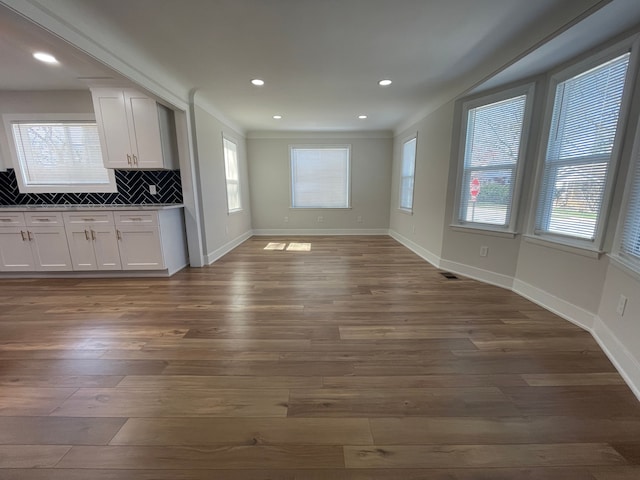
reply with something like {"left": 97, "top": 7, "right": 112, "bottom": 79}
{"left": 114, "top": 211, "right": 158, "bottom": 226}
{"left": 25, "top": 212, "right": 64, "bottom": 226}
{"left": 0, "top": 212, "right": 25, "bottom": 227}
{"left": 63, "top": 212, "right": 115, "bottom": 225}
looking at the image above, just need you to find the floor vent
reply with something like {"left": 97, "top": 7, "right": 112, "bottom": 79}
{"left": 440, "top": 272, "right": 459, "bottom": 280}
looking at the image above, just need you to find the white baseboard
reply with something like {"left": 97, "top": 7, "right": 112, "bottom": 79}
{"left": 592, "top": 316, "right": 640, "bottom": 401}
{"left": 389, "top": 230, "right": 442, "bottom": 268}
{"left": 439, "top": 258, "right": 514, "bottom": 290}
{"left": 252, "top": 228, "right": 390, "bottom": 236}
{"left": 512, "top": 279, "right": 596, "bottom": 331}
{"left": 206, "top": 230, "right": 252, "bottom": 264}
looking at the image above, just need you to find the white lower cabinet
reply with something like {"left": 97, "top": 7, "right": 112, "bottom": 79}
{"left": 0, "top": 212, "right": 72, "bottom": 272}
{"left": 0, "top": 207, "right": 186, "bottom": 275}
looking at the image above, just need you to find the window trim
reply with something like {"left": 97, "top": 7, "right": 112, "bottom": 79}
{"left": 398, "top": 132, "right": 417, "bottom": 213}
{"left": 2, "top": 113, "right": 117, "bottom": 194}
{"left": 289, "top": 144, "right": 352, "bottom": 209}
{"left": 452, "top": 82, "right": 535, "bottom": 234}
{"left": 612, "top": 108, "right": 640, "bottom": 273}
{"left": 222, "top": 133, "right": 243, "bottom": 214}
{"left": 528, "top": 37, "right": 640, "bottom": 252}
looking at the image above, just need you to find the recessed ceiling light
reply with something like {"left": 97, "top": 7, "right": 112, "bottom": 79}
{"left": 251, "top": 79, "right": 265, "bottom": 86}
{"left": 378, "top": 79, "right": 392, "bottom": 86}
{"left": 273, "top": 115, "right": 282, "bottom": 119}
{"left": 33, "top": 52, "right": 58, "bottom": 64}
{"left": 358, "top": 115, "right": 368, "bottom": 119}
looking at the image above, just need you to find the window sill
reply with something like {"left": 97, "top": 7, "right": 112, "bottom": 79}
{"left": 289, "top": 207, "right": 352, "bottom": 210}
{"left": 608, "top": 254, "right": 640, "bottom": 282}
{"left": 449, "top": 224, "right": 517, "bottom": 239}
{"left": 397, "top": 208, "right": 413, "bottom": 216}
{"left": 228, "top": 209, "right": 244, "bottom": 215}
{"left": 522, "top": 235, "right": 604, "bottom": 259}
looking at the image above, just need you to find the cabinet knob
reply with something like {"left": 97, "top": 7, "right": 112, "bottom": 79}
{"left": 116, "top": 229, "right": 122, "bottom": 240}
{"left": 20, "top": 230, "right": 27, "bottom": 241}
{"left": 91, "top": 230, "right": 97, "bottom": 241}
{"left": 127, "top": 154, "right": 132, "bottom": 165}
{"left": 27, "top": 231, "right": 33, "bottom": 241}
{"left": 85, "top": 229, "right": 90, "bottom": 241}
{"left": 133, "top": 154, "right": 138, "bottom": 166}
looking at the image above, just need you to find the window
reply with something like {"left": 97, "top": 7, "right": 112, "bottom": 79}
{"left": 222, "top": 136, "right": 242, "bottom": 213}
{"left": 399, "top": 135, "right": 417, "bottom": 212}
{"left": 5, "top": 114, "right": 116, "bottom": 193}
{"left": 617, "top": 123, "right": 640, "bottom": 270}
{"left": 290, "top": 145, "right": 350, "bottom": 208}
{"left": 534, "top": 52, "right": 631, "bottom": 246}
{"left": 455, "top": 86, "right": 532, "bottom": 230}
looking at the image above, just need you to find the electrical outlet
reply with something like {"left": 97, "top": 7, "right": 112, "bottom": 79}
{"left": 284, "top": 216, "right": 289, "bottom": 223}
{"left": 357, "top": 215, "right": 363, "bottom": 223}
{"left": 317, "top": 216, "right": 324, "bottom": 223}
{"left": 617, "top": 294, "right": 628, "bottom": 316}
{"left": 149, "top": 185, "right": 157, "bottom": 195}
{"left": 480, "top": 246, "right": 488, "bottom": 257}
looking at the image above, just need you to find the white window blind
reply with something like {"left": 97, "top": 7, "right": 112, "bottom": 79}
{"left": 400, "top": 136, "right": 417, "bottom": 211}
{"left": 290, "top": 146, "right": 350, "bottom": 208}
{"left": 535, "top": 53, "right": 630, "bottom": 241}
{"left": 223, "top": 137, "right": 242, "bottom": 212}
{"left": 11, "top": 122, "right": 111, "bottom": 188}
{"left": 619, "top": 128, "right": 640, "bottom": 267}
{"left": 458, "top": 94, "right": 527, "bottom": 227}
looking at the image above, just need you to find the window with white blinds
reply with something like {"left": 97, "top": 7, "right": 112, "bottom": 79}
{"left": 457, "top": 89, "right": 530, "bottom": 229}
{"left": 535, "top": 52, "right": 631, "bottom": 243}
{"left": 223, "top": 137, "right": 242, "bottom": 213}
{"left": 618, "top": 125, "right": 640, "bottom": 269}
{"left": 399, "top": 136, "right": 417, "bottom": 211}
{"left": 290, "top": 145, "right": 350, "bottom": 208}
{"left": 10, "top": 121, "right": 116, "bottom": 193}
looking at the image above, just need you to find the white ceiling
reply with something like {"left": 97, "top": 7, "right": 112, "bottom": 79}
{"left": 1, "top": 0, "right": 637, "bottom": 133}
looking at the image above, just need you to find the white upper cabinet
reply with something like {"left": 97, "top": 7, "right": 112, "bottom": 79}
{"left": 91, "top": 88, "right": 179, "bottom": 170}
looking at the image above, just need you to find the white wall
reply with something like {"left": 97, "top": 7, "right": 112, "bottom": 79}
{"left": 0, "top": 90, "right": 93, "bottom": 171}
{"left": 389, "top": 102, "right": 453, "bottom": 261}
{"left": 247, "top": 132, "right": 392, "bottom": 234}
{"left": 192, "top": 103, "right": 252, "bottom": 262}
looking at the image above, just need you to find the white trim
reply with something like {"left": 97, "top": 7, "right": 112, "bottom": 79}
{"left": 253, "top": 228, "right": 389, "bottom": 236}
{"left": 608, "top": 254, "right": 640, "bottom": 283}
{"left": 0, "top": 269, "right": 180, "bottom": 279}
{"left": 449, "top": 224, "right": 518, "bottom": 239}
{"left": 389, "top": 230, "right": 441, "bottom": 268}
{"left": 439, "top": 259, "right": 514, "bottom": 290}
{"left": 512, "top": 278, "right": 596, "bottom": 331}
{"left": 247, "top": 131, "right": 393, "bottom": 139}
{"left": 522, "top": 234, "right": 604, "bottom": 259}
{"left": 592, "top": 315, "right": 640, "bottom": 401}
{"left": 206, "top": 230, "right": 252, "bottom": 264}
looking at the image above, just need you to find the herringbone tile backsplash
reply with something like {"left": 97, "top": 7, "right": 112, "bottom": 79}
{"left": 0, "top": 169, "right": 182, "bottom": 206}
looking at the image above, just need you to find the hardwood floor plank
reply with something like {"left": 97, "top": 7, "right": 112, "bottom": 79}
{"left": 0, "top": 375, "right": 123, "bottom": 388}
{"left": 110, "top": 417, "right": 373, "bottom": 445}
{"left": 322, "top": 374, "right": 527, "bottom": 388}
{"left": 370, "top": 416, "right": 640, "bottom": 444}
{"left": 288, "top": 387, "right": 519, "bottom": 417}
{"left": 343, "top": 444, "right": 628, "bottom": 469}
{"left": 0, "top": 445, "right": 71, "bottom": 468}
{"left": 117, "top": 375, "right": 322, "bottom": 389}
{"left": 0, "top": 417, "right": 125, "bottom": 445}
{"left": 522, "top": 373, "right": 626, "bottom": 387}
{"left": 0, "top": 387, "right": 77, "bottom": 415}
{"left": 50, "top": 388, "right": 289, "bottom": 417}
{"left": 0, "top": 359, "right": 167, "bottom": 376}
{"left": 590, "top": 466, "right": 640, "bottom": 479}
{"left": 55, "top": 445, "right": 344, "bottom": 469}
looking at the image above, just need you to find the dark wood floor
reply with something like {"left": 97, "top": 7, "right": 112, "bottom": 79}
{"left": 0, "top": 236, "right": 639, "bottom": 479}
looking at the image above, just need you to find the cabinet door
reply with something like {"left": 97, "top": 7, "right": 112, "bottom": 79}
{"left": 92, "top": 226, "right": 122, "bottom": 270}
{"left": 125, "top": 90, "right": 164, "bottom": 168}
{"left": 66, "top": 226, "right": 98, "bottom": 270}
{"left": 117, "top": 226, "right": 164, "bottom": 270}
{"left": 28, "top": 227, "right": 73, "bottom": 271}
{"left": 0, "top": 227, "right": 34, "bottom": 271}
{"left": 92, "top": 88, "right": 133, "bottom": 168}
